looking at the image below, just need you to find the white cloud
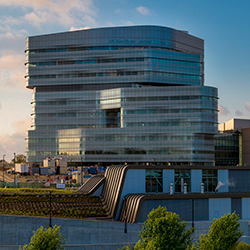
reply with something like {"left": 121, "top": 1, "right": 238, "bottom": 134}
{"left": 122, "top": 20, "right": 134, "bottom": 26}
{"left": 0, "top": 0, "right": 52, "bottom": 8}
{"left": 24, "top": 11, "right": 51, "bottom": 29}
{"left": 0, "top": 51, "right": 26, "bottom": 89}
{"left": 11, "top": 116, "right": 32, "bottom": 135}
{"left": 24, "top": 8, "right": 81, "bottom": 29}
{"left": 245, "top": 102, "right": 250, "bottom": 112}
{"left": 0, "top": 31, "right": 27, "bottom": 52}
{"left": 0, "top": 117, "right": 31, "bottom": 162}
{"left": 0, "top": 0, "right": 94, "bottom": 13}
{"left": 69, "top": 26, "right": 90, "bottom": 31}
{"left": 218, "top": 104, "right": 230, "bottom": 116}
{"left": 136, "top": 6, "right": 150, "bottom": 15}
{"left": 0, "top": 16, "right": 22, "bottom": 28}
{"left": 106, "top": 21, "right": 115, "bottom": 27}
{"left": 81, "top": 15, "right": 97, "bottom": 27}
{"left": 235, "top": 110, "right": 243, "bottom": 117}
{"left": 0, "top": 53, "right": 24, "bottom": 70}
{"left": 0, "top": 0, "right": 97, "bottom": 30}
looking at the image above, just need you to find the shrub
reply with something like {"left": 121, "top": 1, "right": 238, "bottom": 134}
{"left": 20, "top": 225, "right": 65, "bottom": 250}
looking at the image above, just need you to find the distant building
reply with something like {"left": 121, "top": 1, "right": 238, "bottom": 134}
{"left": 241, "top": 127, "right": 250, "bottom": 166}
{"left": 216, "top": 118, "right": 250, "bottom": 166}
{"left": 25, "top": 25, "right": 218, "bottom": 165}
{"left": 215, "top": 131, "right": 241, "bottom": 166}
{"left": 219, "top": 118, "right": 250, "bottom": 132}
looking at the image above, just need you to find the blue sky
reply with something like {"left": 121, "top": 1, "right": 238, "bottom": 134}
{"left": 1, "top": 0, "right": 250, "bottom": 161}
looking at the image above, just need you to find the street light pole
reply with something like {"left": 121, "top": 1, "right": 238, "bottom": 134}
{"left": 49, "top": 191, "right": 52, "bottom": 228}
{"left": 190, "top": 198, "right": 194, "bottom": 229}
{"left": 3, "top": 155, "right": 5, "bottom": 187}
{"left": 123, "top": 197, "right": 127, "bottom": 233}
{"left": 13, "top": 153, "right": 16, "bottom": 188}
{"left": 81, "top": 156, "right": 83, "bottom": 185}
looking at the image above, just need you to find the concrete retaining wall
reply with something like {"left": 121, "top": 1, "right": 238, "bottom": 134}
{"left": 0, "top": 215, "right": 250, "bottom": 249}
{"left": 0, "top": 215, "right": 141, "bottom": 250}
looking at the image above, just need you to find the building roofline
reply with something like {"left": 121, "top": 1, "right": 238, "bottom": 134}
{"left": 26, "top": 25, "right": 202, "bottom": 41}
{"left": 110, "top": 164, "right": 250, "bottom": 170}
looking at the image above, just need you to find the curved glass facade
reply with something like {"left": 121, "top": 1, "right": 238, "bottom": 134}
{"left": 26, "top": 25, "right": 218, "bottom": 165}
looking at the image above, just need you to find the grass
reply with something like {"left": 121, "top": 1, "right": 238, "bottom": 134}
{"left": 0, "top": 188, "right": 107, "bottom": 219}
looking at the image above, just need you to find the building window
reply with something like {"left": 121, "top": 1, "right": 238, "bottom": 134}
{"left": 175, "top": 170, "right": 191, "bottom": 192}
{"left": 202, "top": 169, "right": 217, "bottom": 192}
{"left": 146, "top": 169, "right": 163, "bottom": 193}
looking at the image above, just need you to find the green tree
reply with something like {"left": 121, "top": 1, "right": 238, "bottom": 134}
{"left": 12, "top": 154, "right": 26, "bottom": 163}
{"left": 20, "top": 225, "right": 65, "bottom": 250}
{"left": 120, "top": 245, "right": 135, "bottom": 250}
{"left": 195, "top": 212, "right": 243, "bottom": 250}
{"left": 235, "top": 241, "right": 250, "bottom": 250}
{"left": 133, "top": 206, "right": 194, "bottom": 250}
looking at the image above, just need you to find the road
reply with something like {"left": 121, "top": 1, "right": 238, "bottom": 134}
{"left": 0, "top": 170, "right": 15, "bottom": 183}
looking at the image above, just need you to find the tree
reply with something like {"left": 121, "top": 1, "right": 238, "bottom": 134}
{"left": 20, "top": 225, "right": 65, "bottom": 250}
{"left": 133, "top": 206, "right": 194, "bottom": 250}
{"left": 235, "top": 241, "right": 250, "bottom": 250}
{"left": 195, "top": 212, "right": 243, "bottom": 250}
{"left": 120, "top": 245, "right": 135, "bottom": 250}
{"left": 12, "top": 154, "right": 26, "bottom": 163}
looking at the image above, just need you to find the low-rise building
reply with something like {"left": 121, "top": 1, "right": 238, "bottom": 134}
{"left": 80, "top": 164, "right": 250, "bottom": 224}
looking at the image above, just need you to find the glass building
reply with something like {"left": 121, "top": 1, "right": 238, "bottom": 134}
{"left": 25, "top": 25, "right": 218, "bottom": 165}
{"left": 215, "top": 132, "right": 240, "bottom": 166}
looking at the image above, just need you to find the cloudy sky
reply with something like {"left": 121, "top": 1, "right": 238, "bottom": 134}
{"left": 1, "top": 0, "right": 250, "bottom": 161}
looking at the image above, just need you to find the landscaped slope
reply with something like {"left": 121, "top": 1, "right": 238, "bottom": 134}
{"left": 0, "top": 188, "right": 107, "bottom": 219}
